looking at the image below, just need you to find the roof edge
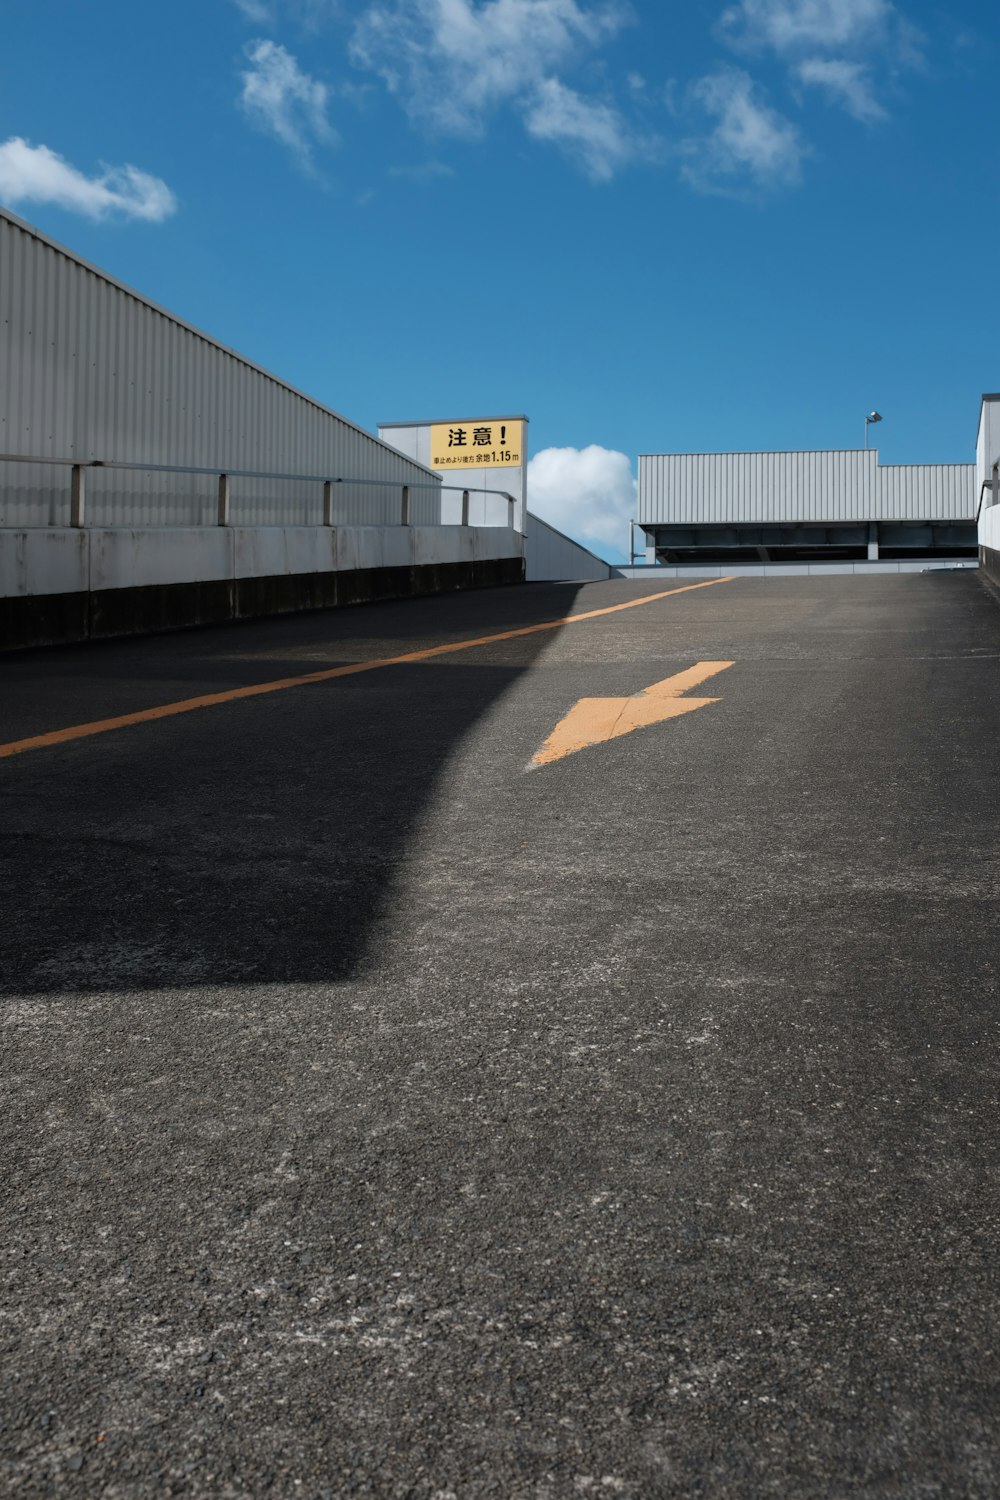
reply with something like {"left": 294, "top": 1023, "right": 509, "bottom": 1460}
{"left": 379, "top": 416, "right": 529, "bottom": 429}
{"left": 0, "top": 202, "right": 439, "bottom": 481}
{"left": 638, "top": 448, "right": 880, "bottom": 459}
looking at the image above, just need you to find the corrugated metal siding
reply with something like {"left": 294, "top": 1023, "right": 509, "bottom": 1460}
{"left": 876, "top": 465, "right": 974, "bottom": 520}
{"left": 0, "top": 208, "right": 439, "bottom": 528}
{"left": 638, "top": 450, "right": 877, "bottom": 525}
{"left": 638, "top": 451, "right": 974, "bottom": 525}
{"left": 525, "top": 512, "right": 611, "bottom": 581}
{"left": 975, "top": 396, "right": 1000, "bottom": 493}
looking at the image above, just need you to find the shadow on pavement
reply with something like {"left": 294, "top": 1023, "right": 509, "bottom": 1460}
{"left": 0, "top": 582, "right": 585, "bottom": 995}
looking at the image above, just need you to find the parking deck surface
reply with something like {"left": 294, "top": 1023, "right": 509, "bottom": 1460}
{"left": 2, "top": 574, "right": 999, "bottom": 1498}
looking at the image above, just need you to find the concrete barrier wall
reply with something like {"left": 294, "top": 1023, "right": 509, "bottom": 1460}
{"left": 0, "top": 525, "right": 524, "bottom": 649}
{"left": 615, "top": 561, "right": 978, "bottom": 580}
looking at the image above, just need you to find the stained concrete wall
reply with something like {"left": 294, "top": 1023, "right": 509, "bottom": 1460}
{"left": 0, "top": 524, "right": 525, "bottom": 649}
{"left": 0, "top": 524, "right": 523, "bottom": 598}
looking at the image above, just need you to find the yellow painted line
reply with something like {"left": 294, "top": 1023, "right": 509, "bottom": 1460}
{"left": 0, "top": 577, "right": 732, "bottom": 760}
{"left": 532, "top": 660, "right": 735, "bottom": 766}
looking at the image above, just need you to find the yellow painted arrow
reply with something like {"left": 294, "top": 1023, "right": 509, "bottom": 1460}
{"left": 532, "top": 661, "right": 735, "bottom": 766}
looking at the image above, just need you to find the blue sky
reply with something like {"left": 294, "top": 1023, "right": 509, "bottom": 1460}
{"left": 1, "top": 0, "right": 996, "bottom": 558}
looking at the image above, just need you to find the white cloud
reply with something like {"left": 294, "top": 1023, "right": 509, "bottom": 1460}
{"left": 528, "top": 445, "right": 636, "bottom": 558}
{"left": 352, "top": 0, "right": 629, "bottom": 129}
{"left": 240, "top": 39, "right": 337, "bottom": 164}
{"left": 524, "top": 78, "right": 636, "bottom": 180}
{"left": 716, "top": 0, "right": 922, "bottom": 124}
{"left": 682, "top": 68, "right": 805, "bottom": 193}
{"left": 796, "top": 57, "right": 886, "bottom": 121}
{"left": 719, "top": 0, "right": 892, "bottom": 55}
{"left": 233, "top": 0, "right": 274, "bottom": 22}
{"left": 0, "top": 137, "right": 176, "bottom": 222}
{"left": 350, "top": 0, "right": 642, "bottom": 177}
{"left": 233, "top": 0, "right": 344, "bottom": 25}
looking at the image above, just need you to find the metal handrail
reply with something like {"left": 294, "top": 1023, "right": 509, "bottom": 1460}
{"left": 0, "top": 453, "right": 518, "bottom": 530}
{"left": 976, "top": 462, "right": 999, "bottom": 523}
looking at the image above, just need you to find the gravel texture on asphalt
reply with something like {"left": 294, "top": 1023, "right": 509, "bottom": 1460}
{"left": 2, "top": 575, "right": 998, "bottom": 1498}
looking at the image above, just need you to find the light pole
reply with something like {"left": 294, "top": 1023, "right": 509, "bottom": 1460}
{"left": 865, "top": 410, "right": 882, "bottom": 449}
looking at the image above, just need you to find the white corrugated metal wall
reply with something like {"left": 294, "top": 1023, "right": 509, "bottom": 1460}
{"left": 977, "top": 397, "right": 995, "bottom": 494}
{"left": 0, "top": 207, "right": 439, "bottom": 529}
{"left": 875, "top": 464, "right": 975, "bottom": 519}
{"left": 638, "top": 451, "right": 974, "bottom": 525}
{"left": 638, "top": 450, "right": 877, "bottom": 525}
{"left": 525, "top": 513, "right": 612, "bottom": 581}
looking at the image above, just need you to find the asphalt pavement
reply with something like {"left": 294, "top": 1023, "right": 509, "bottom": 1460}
{"left": 1, "top": 573, "right": 999, "bottom": 1498}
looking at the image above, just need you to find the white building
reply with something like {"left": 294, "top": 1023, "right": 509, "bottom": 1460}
{"left": 976, "top": 394, "right": 1000, "bottom": 583}
{"left": 637, "top": 448, "right": 976, "bottom": 570}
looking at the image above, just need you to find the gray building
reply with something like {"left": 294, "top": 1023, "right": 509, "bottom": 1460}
{"left": 0, "top": 203, "right": 437, "bottom": 529}
{"left": 637, "top": 449, "right": 976, "bottom": 566}
{"left": 0, "top": 206, "right": 524, "bottom": 648}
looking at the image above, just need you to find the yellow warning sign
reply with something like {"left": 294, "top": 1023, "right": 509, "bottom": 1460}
{"left": 429, "top": 418, "right": 524, "bottom": 470}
